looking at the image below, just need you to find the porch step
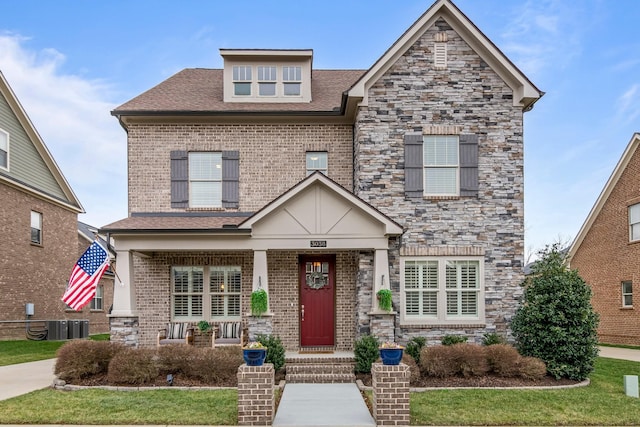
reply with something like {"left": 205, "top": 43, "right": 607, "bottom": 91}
{"left": 285, "top": 355, "right": 356, "bottom": 384}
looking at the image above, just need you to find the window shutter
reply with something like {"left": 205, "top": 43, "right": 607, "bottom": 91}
{"left": 459, "top": 134, "right": 479, "bottom": 197}
{"left": 222, "top": 150, "right": 239, "bottom": 208}
{"left": 170, "top": 150, "right": 189, "bottom": 208}
{"left": 405, "top": 134, "right": 424, "bottom": 198}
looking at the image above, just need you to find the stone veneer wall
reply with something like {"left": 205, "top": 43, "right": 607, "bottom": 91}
{"left": 354, "top": 18, "right": 525, "bottom": 342}
{"left": 126, "top": 123, "right": 353, "bottom": 213}
{"left": 129, "top": 250, "right": 357, "bottom": 349}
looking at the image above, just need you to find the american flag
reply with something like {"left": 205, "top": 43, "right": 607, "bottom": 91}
{"left": 62, "top": 240, "right": 110, "bottom": 311}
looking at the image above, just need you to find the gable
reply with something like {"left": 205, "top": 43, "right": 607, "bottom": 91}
{"left": 0, "top": 71, "right": 82, "bottom": 212}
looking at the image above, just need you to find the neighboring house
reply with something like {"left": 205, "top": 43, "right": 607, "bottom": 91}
{"left": 76, "top": 221, "right": 115, "bottom": 333}
{"left": 568, "top": 133, "right": 640, "bottom": 345}
{"left": 103, "top": 0, "right": 542, "bottom": 349}
{"left": 0, "top": 70, "right": 84, "bottom": 339}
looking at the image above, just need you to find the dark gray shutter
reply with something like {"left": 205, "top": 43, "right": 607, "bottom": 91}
{"left": 170, "top": 150, "right": 188, "bottom": 208}
{"left": 459, "top": 134, "right": 479, "bottom": 197}
{"left": 222, "top": 150, "right": 239, "bottom": 208}
{"left": 405, "top": 134, "right": 424, "bottom": 198}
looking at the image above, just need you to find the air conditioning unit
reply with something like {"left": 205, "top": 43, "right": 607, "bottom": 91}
{"left": 46, "top": 320, "right": 68, "bottom": 340}
{"left": 79, "top": 320, "right": 89, "bottom": 338}
{"left": 68, "top": 320, "right": 81, "bottom": 339}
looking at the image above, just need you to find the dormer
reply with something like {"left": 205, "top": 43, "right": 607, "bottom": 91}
{"left": 221, "top": 49, "right": 313, "bottom": 103}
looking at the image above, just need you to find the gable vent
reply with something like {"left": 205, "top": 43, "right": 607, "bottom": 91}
{"left": 434, "top": 41, "right": 447, "bottom": 69}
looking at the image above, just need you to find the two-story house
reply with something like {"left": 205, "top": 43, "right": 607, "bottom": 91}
{"left": 103, "top": 0, "right": 542, "bottom": 349}
{"left": 0, "top": 70, "right": 85, "bottom": 339}
{"left": 569, "top": 133, "right": 640, "bottom": 345}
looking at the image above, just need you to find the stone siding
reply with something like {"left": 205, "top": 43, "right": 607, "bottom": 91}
{"left": 127, "top": 123, "right": 353, "bottom": 214}
{"left": 571, "top": 142, "right": 640, "bottom": 345}
{"left": 354, "top": 18, "right": 525, "bottom": 340}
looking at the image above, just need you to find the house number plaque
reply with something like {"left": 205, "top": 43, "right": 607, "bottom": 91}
{"left": 310, "top": 240, "right": 327, "bottom": 248}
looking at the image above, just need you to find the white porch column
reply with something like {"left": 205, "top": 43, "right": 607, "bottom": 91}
{"left": 373, "top": 249, "right": 392, "bottom": 312}
{"left": 252, "top": 250, "right": 270, "bottom": 312}
{"left": 110, "top": 250, "right": 138, "bottom": 317}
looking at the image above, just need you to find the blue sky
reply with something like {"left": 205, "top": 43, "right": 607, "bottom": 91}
{"left": 1, "top": 0, "right": 638, "bottom": 260}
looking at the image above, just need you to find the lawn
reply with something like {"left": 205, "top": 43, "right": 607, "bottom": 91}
{"left": 0, "top": 334, "right": 109, "bottom": 366}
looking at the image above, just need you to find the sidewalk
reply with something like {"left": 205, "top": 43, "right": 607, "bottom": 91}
{"left": 598, "top": 346, "right": 640, "bottom": 362}
{"left": 0, "top": 358, "right": 56, "bottom": 400}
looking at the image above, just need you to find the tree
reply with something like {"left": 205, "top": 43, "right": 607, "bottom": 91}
{"left": 512, "top": 244, "right": 599, "bottom": 380}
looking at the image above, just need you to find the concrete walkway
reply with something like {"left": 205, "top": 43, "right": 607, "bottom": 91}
{"left": 273, "top": 383, "right": 375, "bottom": 427}
{"left": 598, "top": 346, "right": 640, "bottom": 362}
{"left": 0, "top": 358, "right": 56, "bottom": 400}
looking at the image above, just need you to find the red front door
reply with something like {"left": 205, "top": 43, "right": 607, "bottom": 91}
{"left": 299, "top": 255, "right": 335, "bottom": 347}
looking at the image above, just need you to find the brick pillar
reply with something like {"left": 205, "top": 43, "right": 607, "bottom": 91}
{"left": 372, "top": 362, "right": 410, "bottom": 426}
{"left": 237, "top": 363, "right": 274, "bottom": 426}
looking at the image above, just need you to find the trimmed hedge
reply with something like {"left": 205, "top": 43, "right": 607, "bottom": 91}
{"left": 55, "top": 340, "right": 122, "bottom": 382}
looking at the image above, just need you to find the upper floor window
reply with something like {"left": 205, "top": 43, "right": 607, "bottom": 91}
{"left": 233, "top": 66, "right": 252, "bottom": 96}
{"left": 189, "top": 152, "right": 222, "bottom": 208}
{"left": 283, "top": 66, "right": 302, "bottom": 96}
{"left": 258, "top": 66, "right": 277, "bottom": 96}
{"left": 30, "top": 211, "right": 42, "bottom": 245}
{"left": 90, "top": 285, "right": 104, "bottom": 310}
{"left": 306, "top": 151, "right": 328, "bottom": 176}
{"left": 0, "top": 128, "right": 8, "bottom": 170}
{"left": 630, "top": 203, "right": 640, "bottom": 242}
{"left": 400, "top": 257, "right": 484, "bottom": 325}
{"left": 424, "top": 135, "right": 459, "bottom": 196}
{"left": 622, "top": 281, "right": 633, "bottom": 308}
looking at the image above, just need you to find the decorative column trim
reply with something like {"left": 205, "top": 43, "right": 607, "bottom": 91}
{"left": 109, "top": 250, "right": 138, "bottom": 317}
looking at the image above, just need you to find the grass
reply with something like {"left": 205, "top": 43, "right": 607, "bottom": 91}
{"left": 0, "top": 334, "right": 109, "bottom": 366}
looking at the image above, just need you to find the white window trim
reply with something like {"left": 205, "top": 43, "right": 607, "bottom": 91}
{"left": 423, "top": 135, "right": 460, "bottom": 197}
{"left": 630, "top": 203, "right": 640, "bottom": 243}
{"left": 400, "top": 256, "right": 485, "bottom": 326}
{"left": 306, "top": 151, "right": 328, "bottom": 176}
{"left": 90, "top": 285, "right": 104, "bottom": 311}
{"left": 30, "top": 210, "right": 42, "bottom": 245}
{"left": 0, "top": 128, "right": 9, "bottom": 171}
{"left": 188, "top": 152, "right": 222, "bottom": 209}
{"left": 622, "top": 281, "right": 633, "bottom": 308}
{"left": 232, "top": 65, "right": 252, "bottom": 96}
{"left": 171, "top": 266, "right": 242, "bottom": 322}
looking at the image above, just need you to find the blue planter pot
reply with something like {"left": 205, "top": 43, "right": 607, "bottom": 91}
{"left": 243, "top": 348, "right": 267, "bottom": 366}
{"left": 379, "top": 348, "right": 403, "bottom": 365}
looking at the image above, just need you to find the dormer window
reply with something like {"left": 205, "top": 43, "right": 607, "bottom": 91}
{"left": 0, "top": 128, "right": 8, "bottom": 170}
{"left": 258, "top": 66, "right": 277, "bottom": 96}
{"left": 283, "top": 66, "right": 301, "bottom": 96}
{"left": 233, "top": 66, "right": 252, "bottom": 96}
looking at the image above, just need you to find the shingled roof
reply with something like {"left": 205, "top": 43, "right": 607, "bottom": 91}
{"left": 112, "top": 69, "right": 365, "bottom": 115}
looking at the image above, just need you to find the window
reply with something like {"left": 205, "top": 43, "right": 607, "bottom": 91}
{"left": 306, "top": 152, "right": 328, "bottom": 176}
{"left": 171, "top": 266, "right": 241, "bottom": 321}
{"left": 189, "top": 152, "right": 222, "bottom": 208}
{"left": 401, "top": 257, "right": 484, "bottom": 324}
{"left": 233, "top": 66, "right": 252, "bottom": 96}
{"left": 622, "top": 281, "right": 633, "bottom": 308}
{"left": 258, "top": 66, "right": 277, "bottom": 96}
{"left": 424, "top": 135, "right": 459, "bottom": 196}
{"left": 90, "top": 285, "right": 104, "bottom": 310}
{"left": 630, "top": 203, "right": 640, "bottom": 242}
{"left": 283, "top": 66, "right": 302, "bottom": 96}
{"left": 30, "top": 211, "right": 42, "bottom": 244}
{"left": 0, "top": 129, "right": 8, "bottom": 170}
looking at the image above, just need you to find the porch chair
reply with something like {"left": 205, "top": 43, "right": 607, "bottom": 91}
{"left": 212, "top": 321, "right": 244, "bottom": 347}
{"left": 157, "top": 322, "right": 194, "bottom": 346}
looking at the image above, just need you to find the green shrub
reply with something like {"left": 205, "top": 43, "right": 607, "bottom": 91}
{"left": 107, "top": 348, "right": 158, "bottom": 385}
{"left": 441, "top": 334, "right": 467, "bottom": 346}
{"left": 405, "top": 336, "right": 426, "bottom": 364}
{"left": 482, "top": 332, "right": 506, "bottom": 346}
{"left": 485, "top": 344, "right": 520, "bottom": 377}
{"left": 354, "top": 335, "right": 379, "bottom": 373}
{"left": 55, "top": 340, "right": 122, "bottom": 382}
{"left": 512, "top": 244, "right": 599, "bottom": 380}
{"left": 257, "top": 334, "right": 286, "bottom": 371}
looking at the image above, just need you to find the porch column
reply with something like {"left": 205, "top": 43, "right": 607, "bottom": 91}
{"left": 110, "top": 250, "right": 138, "bottom": 316}
{"left": 252, "top": 250, "right": 270, "bottom": 312}
{"left": 373, "top": 249, "right": 391, "bottom": 312}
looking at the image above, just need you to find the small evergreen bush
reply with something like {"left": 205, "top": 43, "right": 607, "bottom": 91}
{"left": 512, "top": 244, "right": 599, "bottom": 380}
{"left": 257, "top": 334, "right": 286, "bottom": 371}
{"left": 482, "top": 332, "right": 506, "bottom": 346}
{"left": 107, "top": 348, "right": 158, "bottom": 385}
{"left": 441, "top": 334, "right": 467, "bottom": 346}
{"left": 354, "top": 335, "right": 379, "bottom": 373}
{"left": 405, "top": 336, "right": 426, "bottom": 364}
{"left": 55, "top": 340, "right": 122, "bottom": 382}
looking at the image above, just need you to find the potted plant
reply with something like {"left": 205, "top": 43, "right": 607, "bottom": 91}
{"left": 376, "top": 288, "right": 393, "bottom": 312}
{"left": 379, "top": 341, "right": 404, "bottom": 365}
{"left": 196, "top": 320, "right": 211, "bottom": 333}
{"left": 250, "top": 288, "right": 268, "bottom": 316}
{"left": 243, "top": 341, "right": 267, "bottom": 366}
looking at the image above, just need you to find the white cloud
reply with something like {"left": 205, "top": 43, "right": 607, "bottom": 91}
{"left": 0, "top": 33, "right": 128, "bottom": 228}
{"left": 617, "top": 83, "right": 640, "bottom": 124}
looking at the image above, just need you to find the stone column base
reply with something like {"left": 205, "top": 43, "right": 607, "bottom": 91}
{"left": 108, "top": 316, "right": 139, "bottom": 347}
{"left": 372, "top": 362, "right": 410, "bottom": 426}
{"left": 247, "top": 314, "right": 274, "bottom": 341}
{"left": 237, "top": 363, "right": 274, "bottom": 426}
{"left": 370, "top": 312, "right": 396, "bottom": 343}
